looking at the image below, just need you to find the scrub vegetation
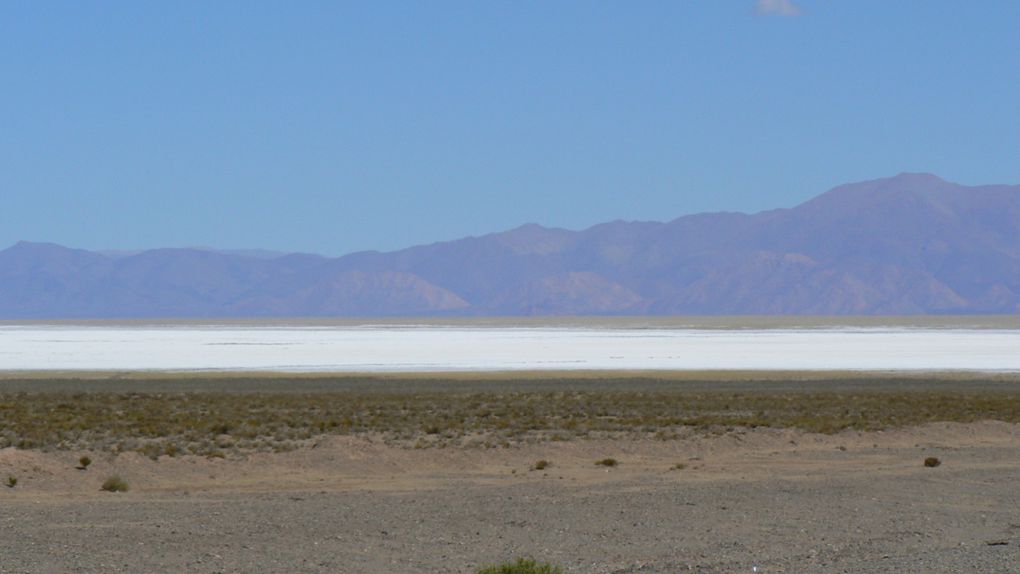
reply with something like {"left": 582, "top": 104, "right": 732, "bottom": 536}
{"left": 1, "top": 375, "right": 1019, "bottom": 458}
{"left": 476, "top": 558, "right": 564, "bottom": 574}
{"left": 100, "top": 475, "right": 130, "bottom": 492}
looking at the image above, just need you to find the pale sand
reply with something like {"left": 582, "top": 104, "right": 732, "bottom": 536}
{"left": 4, "top": 322, "right": 1020, "bottom": 372}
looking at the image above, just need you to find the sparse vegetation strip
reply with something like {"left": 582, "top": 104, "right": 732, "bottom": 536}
{"left": 1, "top": 376, "right": 1019, "bottom": 458}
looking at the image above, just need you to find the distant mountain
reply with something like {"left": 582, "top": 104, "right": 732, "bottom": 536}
{"left": 2, "top": 173, "right": 1019, "bottom": 318}
{"left": 99, "top": 247, "right": 294, "bottom": 260}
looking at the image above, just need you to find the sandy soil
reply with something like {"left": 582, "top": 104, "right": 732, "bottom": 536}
{"left": 2, "top": 422, "right": 1019, "bottom": 573}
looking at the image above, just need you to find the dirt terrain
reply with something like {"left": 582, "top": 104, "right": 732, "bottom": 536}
{"left": 3, "top": 420, "right": 1020, "bottom": 573}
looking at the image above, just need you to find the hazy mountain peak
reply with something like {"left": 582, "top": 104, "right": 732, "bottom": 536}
{"left": 5, "top": 240, "right": 73, "bottom": 252}
{"left": 100, "top": 246, "right": 297, "bottom": 260}
{"left": 887, "top": 172, "right": 948, "bottom": 185}
{"left": 2, "top": 241, "right": 101, "bottom": 260}
{"left": 1, "top": 173, "right": 1018, "bottom": 317}
{"left": 491, "top": 223, "right": 575, "bottom": 255}
{"left": 835, "top": 172, "right": 953, "bottom": 194}
{"left": 795, "top": 172, "right": 963, "bottom": 214}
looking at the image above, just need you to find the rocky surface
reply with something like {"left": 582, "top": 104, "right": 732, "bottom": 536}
{"left": 2, "top": 422, "right": 1019, "bottom": 573}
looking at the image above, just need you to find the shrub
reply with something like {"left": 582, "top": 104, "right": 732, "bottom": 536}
{"left": 670, "top": 463, "right": 687, "bottom": 471}
{"left": 477, "top": 557, "right": 564, "bottom": 574}
{"left": 78, "top": 455, "right": 92, "bottom": 470}
{"left": 101, "top": 476, "right": 130, "bottom": 492}
{"left": 532, "top": 459, "right": 549, "bottom": 471}
{"left": 5, "top": 475, "right": 16, "bottom": 488}
{"left": 595, "top": 458, "right": 618, "bottom": 467}
{"left": 924, "top": 457, "right": 941, "bottom": 468}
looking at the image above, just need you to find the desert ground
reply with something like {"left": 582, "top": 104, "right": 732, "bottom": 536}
{"left": 2, "top": 373, "right": 1020, "bottom": 573}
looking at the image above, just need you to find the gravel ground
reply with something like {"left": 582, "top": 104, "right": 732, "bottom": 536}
{"left": 3, "top": 423, "right": 1020, "bottom": 573}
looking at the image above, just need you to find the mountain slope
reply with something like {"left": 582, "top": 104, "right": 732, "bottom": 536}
{"left": 2, "top": 173, "right": 1018, "bottom": 317}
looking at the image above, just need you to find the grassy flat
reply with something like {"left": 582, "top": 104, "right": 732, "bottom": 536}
{"left": 2, "top": 373, "right": 1020, "bottom": 457}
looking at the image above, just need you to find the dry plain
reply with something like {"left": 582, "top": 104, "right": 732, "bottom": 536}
{"left": 2, "top": 372, "right": 1020, "bottom": 573}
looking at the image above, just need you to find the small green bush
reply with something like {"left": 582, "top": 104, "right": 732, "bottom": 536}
{"left": 531, "top": 459, "right": 549, "bottom": 471}
{"left": 595, "top": 458, "right": 618, "bottom": 467}
{"left": 5, "top": 475, "right": 16, "bottom": 488}
{"left": 477, "top": 557, "right": 564, "bottom": 574}
{"left": 100, "top": 475, "right": 130, "bottom": 492}
{"left": 78, "top": 455, "right": 92, "bottom": 470}
{"left": 924, "top": 457, "right": 941, "bottom": 468}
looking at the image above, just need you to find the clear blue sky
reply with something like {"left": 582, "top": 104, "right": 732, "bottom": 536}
{"left": 3, "top": 1, "right": 1019, "bottom": 255}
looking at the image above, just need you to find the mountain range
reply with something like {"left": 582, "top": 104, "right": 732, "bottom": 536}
{"left": 3, "top": 173, "right": 1019, "bottom": 318}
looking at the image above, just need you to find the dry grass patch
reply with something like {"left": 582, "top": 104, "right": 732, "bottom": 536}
{"left": 477, "top": 558, "right": 564, "bottom": 574}
{"left": 100, "top": 476, "right": 129, "bottom": 493}
{"left": 2, "top": 379, "right": 1020, "bottom": 456}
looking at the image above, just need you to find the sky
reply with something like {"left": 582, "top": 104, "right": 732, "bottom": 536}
{"left": 2, "top": 1, "right": 1019, "bottom": 256}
